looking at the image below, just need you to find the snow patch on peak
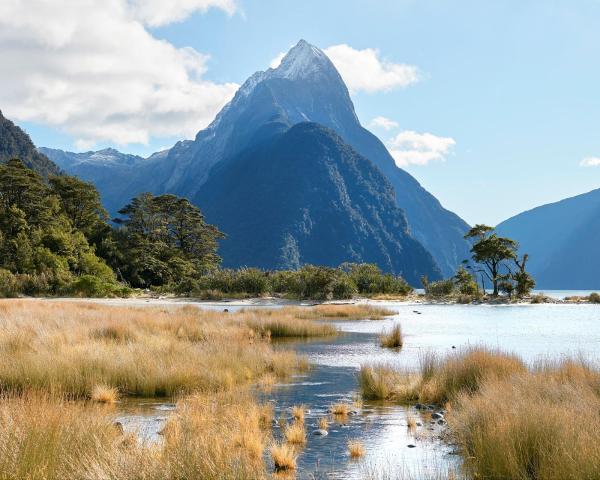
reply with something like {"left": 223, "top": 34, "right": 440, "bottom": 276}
{"left": 275, "top": 39, "right": 329, "bottom": 79}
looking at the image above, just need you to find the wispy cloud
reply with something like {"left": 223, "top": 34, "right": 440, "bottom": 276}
{"left": 270, "top": 44, "right": 421, "bottom": 94}
{"left": 0, "top": 0, "right": 239, "bottom": 148}
{"left": 387, "top": 130, "right": 455, "bottom": 167}
{"left": 580, "top": 156, "right": 600, "bottom": 167}
{"left": 324, "top": 44, "right": 420, "bottom": 93}
{"left": 369, "top": 116, "right": 399, "bottom": 131}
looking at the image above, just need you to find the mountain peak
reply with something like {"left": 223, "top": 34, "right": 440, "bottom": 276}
{"left": 275, "top": 39, "right": 330, "bottom": 79}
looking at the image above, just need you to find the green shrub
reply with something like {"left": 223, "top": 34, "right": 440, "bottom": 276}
{"left": 0, "top": 269, "right": 18, "bottom": 298}
{"left": 331, "top": 275, "right": 358, "bottom": 299}
{"left": 425, "top": 278, "right": 455, "bottom": 297}
{"left": 67, "top": 275, "right": 130, "bottom": 298}
{"left": 231, "top": 268, "right": 270, "bottom": 296}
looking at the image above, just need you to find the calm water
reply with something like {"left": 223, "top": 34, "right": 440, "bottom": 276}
{"left": 116, "top": 301, "right": 600, "bottom": 479}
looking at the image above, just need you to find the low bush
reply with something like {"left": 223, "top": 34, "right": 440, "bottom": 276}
{"left": 589, "top": 292, "right": 600, "bottom": 303}
{"left": 424, "top": 279, "right": 455, "bottom": 297}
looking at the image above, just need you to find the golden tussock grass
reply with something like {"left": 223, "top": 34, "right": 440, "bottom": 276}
{"left": 0, "top": 300, "right": 306, "bottom": 398}
{"left": 359, "top": 348, "right": 525, "bottom": 404}
{"left": 379, "top": 324, "right": 403, "bottom": 349}
{"left": 449, "top": 360, "right": 600, "bottom": 480}
{"left": 281, "top": 304, "right": 395, "bottom": 320}
{"left": 283, "top": 421, "right": 306, "bottom": 446}
{"left": 290, "top": 405, "right": 305, "bottom": 423}
{"left": 242, "top": 309, "right": 338, "bottom": 338}
{"left": 271, "top": 443, "right": 297, "bottom": 472}
{"left": 318, "top": 417, "right": 329, "bottom": 430}
{"left": 347, "top": 440, "right": 365, "bottom": 458}
{"left": 330, "top": 402, "right": 351, "bottom": 416}
{"left": 91, "top": 384, "right": 119, "bottom": 404}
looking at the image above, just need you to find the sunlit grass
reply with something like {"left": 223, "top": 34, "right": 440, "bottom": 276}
{"left": 0, "top": 300, "right": 308, "bottom": 398}
{"left": 379, "top": 324, "right": 403, "bottom": 349}
{"left": 348, "top": 440, "right": 365, "bottom": 458}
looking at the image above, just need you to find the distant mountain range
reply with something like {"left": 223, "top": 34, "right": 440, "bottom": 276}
{"left": 496, "top": 188, "right": 600, "bottom": 289}
{"left": 0, "top": 110, "right": 60, "bottom": 177}
{"left": 42, "top": 40, "right": 472, "bottom": 280}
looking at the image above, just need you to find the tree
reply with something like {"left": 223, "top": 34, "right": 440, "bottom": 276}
{"left": 114, "top": 193, "right": 224, "bottom": 287}
{"left": 465, "top": 224, "right": 518, "bottom": 296}
{"left": 454, "top": 266, "right": 479, "bottom": 295}
{"left": 513, "top": 253, "right": 535, "bottom": 297}
{"left": 49, "top": 175, "right": 108, "bottom": 240}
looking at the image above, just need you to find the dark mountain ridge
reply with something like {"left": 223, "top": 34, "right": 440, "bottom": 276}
{"left": 196, "top": 122, "right": 441, "bottom": 284}
{"left": 496, "top": 188, "right": 600, "bottom": 289}
{"left": 0, "top": 110, "right": 60, "bottom": 177}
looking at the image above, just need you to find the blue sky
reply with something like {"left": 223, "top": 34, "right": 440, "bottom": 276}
{"left": 5, "top": 0, "right": 600, "bottom": 225}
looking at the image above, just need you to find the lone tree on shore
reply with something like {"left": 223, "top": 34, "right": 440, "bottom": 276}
{"left": 464, "top": 224, "right": 534, "bottom": 296}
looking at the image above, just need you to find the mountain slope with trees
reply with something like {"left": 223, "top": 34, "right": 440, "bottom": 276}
{"left": 0, "top": 110, "right": 60, "bottom": 177}
{"left": 195, "top": 122, "right": 441, "bottom": 286}
{"left": 44, "top": 40, "right": 471, "bottom": 276}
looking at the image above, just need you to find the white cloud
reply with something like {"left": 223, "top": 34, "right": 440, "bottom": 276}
{"left": 323, "top": 44, "right": 420, "bottom": 93}
{"left": 369, "top": 116, "right": 399, "bottom": 131}
{"left": 0, "top": 0, "right": 239, "bottom": 148}
{"left": 580, "top": 156, "right": 600, "bottom": 167}
{"left": 269, "top": 52, "right": 286, "bottom": 69}
{"left": 387, "top": 130, "right": 455, "bottom": 167}
{"left": 269, "top": 44, "right": 419, "bottom": 94}
{"left": 128, "top": 0, "right": 237, "bottom": 27}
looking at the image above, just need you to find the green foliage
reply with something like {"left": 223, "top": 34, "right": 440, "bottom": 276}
{"left": 342, "top": 263, "right": 412, "bottom": 295}
{"left": 172, "top": 263, "right": 411, "bottom": 301}
{"left": 465, "top": 224, "right": 533, "bottom": 296}
{"left": 113, "top": 193, "right": 224, "bottom": 288}
{"left": 67, "top": 275, "right": 132, "bottom": 298}
{"left": 454, "top": 266, "right": 479, "bottom": 295}
{"left": 425, "top": 279, "right": 455, "bottom": 297}
{"left": 0, "top": 159, "right": 123, "bottom": 296}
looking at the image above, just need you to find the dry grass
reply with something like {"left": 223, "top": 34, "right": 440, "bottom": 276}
{"left": 330, "top": 402, "right": 351, "bottom": 416}
{"left": 359, "top": 348, "right": 525, "bottom": 404}
{"left": 282, "top": 304, "right": 395, "bottom": 320}
{"left": 291, "top": 405, "right": 305, "bottom": 423}
{"left": 379, "top": 324, "right": 403, "bottom": 349}
{"left": 271, "top": 443, "right": 297, "bottom": 472}
{"left": 406, "top": 415, "right": 417, "bottom": 433}
{"left": 243, "top": 310, "right": 338, "bottom": 338}
{"left": 0, "top": 389, "right": 271, "bottom": 480}
{"left": 283, "top": 421, "right": 306, "bottom": 446}
{"left": 359, "top": 364, "right": 417, "bottom": 401}
{"left": 0, "top": 300, "right": 306, "bottom": 398}
{"left": 450, "top": 359, "right": 600, "bottom": 480}
{"left": 91, "top": 384, "right": 119, "bottom": 404}
{"left": 347, "top": 440, "right": 365, "bottom": 458}
{"left": 318, "top": 417, "right": 329, "bottom": 430}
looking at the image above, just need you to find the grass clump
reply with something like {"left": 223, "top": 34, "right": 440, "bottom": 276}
{"left": 284, "top": 422, "right": 306, "bottom": 446}
{"left": 318, "top": 417, "right": 329, "bottom": 430}
{"left": 291, "top": 405, "right": 305, "bottom": 423}
{"left": 271, "top": 443, "right": 297, "bottom": 472}
{"left": 450, "top": 359, "right": 600, "bottom": 480}
{"left": 286, "top": 304, "right": 396, "bottom": 320}
{"left": 379, "top": 324, "right": 403, "bottom": 349}
{"left": 91, "top": 384, "right": 119, "bottom": 404}
{"left": 589, "top": 292, "right": 600, "bottom": 303}
{"left": 359, "top": 348, "right": 525, "bottom": 404}
{"left": 330, "top": 402, "right": 352, "bottom": 416}
{"left": 347, "top": 440, "right": 365, "bottom": 458}
{"left": 359, "top": 364, "right": 416, "bottom": 401}
{"left": 243, "top": 311, "right": 338, "bottom": 338}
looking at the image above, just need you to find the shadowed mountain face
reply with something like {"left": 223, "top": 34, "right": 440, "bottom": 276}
{"left": 496, "top": 188, "right": 600, "bottom": 289}
{"left": 195, "top": 122, "right": 441, "bottom": 284}
{"left": 44, "top": 40, "right": 471, "bottom": 277}
{"left": 0, "top": 110, "right": 60, "bottom": 177}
